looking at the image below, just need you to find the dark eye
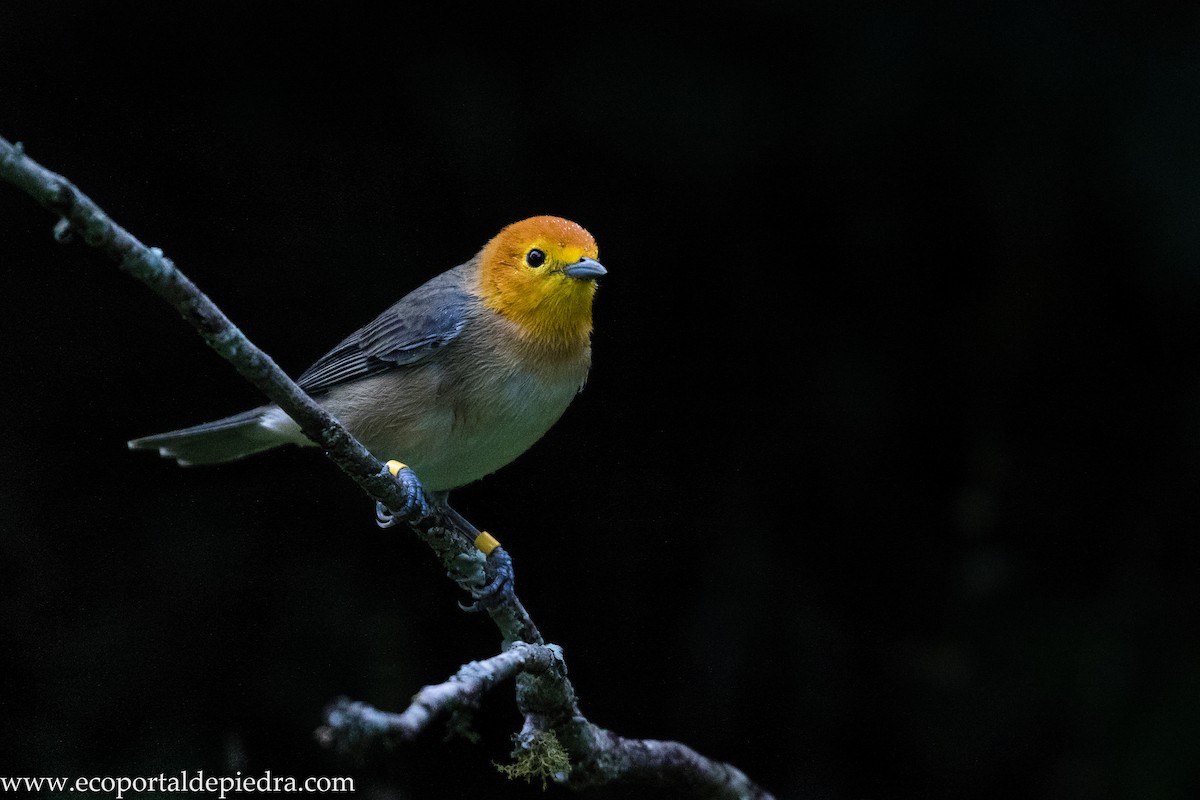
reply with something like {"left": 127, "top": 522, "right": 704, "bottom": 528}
{"left": 526, "top": 248, "right": 546, "bottom": 268}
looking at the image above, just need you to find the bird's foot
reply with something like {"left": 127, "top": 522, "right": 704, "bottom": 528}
{"left": 374, "top": 461, "right": 430, "bottom": 528}
{"left": 460, "top": 538, "right": 515, "bottom": 613}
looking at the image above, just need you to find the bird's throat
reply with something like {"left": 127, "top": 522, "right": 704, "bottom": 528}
{"left": 480, "top": 274, "right": 595, "bottom": 350}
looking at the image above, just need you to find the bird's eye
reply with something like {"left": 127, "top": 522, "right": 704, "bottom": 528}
{"left": 526, "top": 248, "right": 546, "bottom": 268}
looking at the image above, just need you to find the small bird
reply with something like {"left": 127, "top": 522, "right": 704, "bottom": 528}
{"left": 129, "top": 216, "right": 606, "bottom": 498}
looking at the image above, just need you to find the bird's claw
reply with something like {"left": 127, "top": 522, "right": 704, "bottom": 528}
{"left": 459, "top": 547, "right": 515, "bottom": 612}
{"left": 374, "top": 501, "right": 401, "bottom": 528}
{"left": 374, "top": 463, "right": 430, "bottom": 528}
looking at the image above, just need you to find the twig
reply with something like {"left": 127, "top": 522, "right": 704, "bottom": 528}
{"left": 0, "top": 136, "right": 775, "bottom": 800}
{"left": 317, "top": 642, "right": 562, "bottom": 747}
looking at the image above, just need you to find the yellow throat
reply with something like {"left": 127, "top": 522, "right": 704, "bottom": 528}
{"left": 477, "top": 216, "right": 601, "bottom": 347}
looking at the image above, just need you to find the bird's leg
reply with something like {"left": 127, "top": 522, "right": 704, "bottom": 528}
{"left": 430, "top": 495, "right": 516, "bottom": 613}
{"left": 461, "top": 545, "right": 514, "bottom": 613}
{"left": 375, "top": 474, "right": 515, "bottom": 609}
{"left": 374, "top": 461, "right": 430, "bottom": 527}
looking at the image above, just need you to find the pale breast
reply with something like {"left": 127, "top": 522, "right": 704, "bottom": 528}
{"left": 432, "top": 363, "right": 583, "bottom": 488}
{"left": 320, "top": 322, "right": 590, "bottom": 491}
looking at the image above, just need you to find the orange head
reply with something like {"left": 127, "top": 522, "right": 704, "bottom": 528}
{"left": 477, "top": 216, "right": 604, "bottom": 346}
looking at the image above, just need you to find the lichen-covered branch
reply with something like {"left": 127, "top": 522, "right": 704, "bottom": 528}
{"left": 317, "top": 642, "right": 771, "bottom": 799}
{"left": 563, "top": 726, "right": 772, "bottom": 799}
{"left": 318, "top": 643, "right": 770, "bottom": 799}
{"left": 317, "top": 642, "right": 564, "bottom": 747}
{"left": 0, "top": 136, "right": 775, "bottom": 800}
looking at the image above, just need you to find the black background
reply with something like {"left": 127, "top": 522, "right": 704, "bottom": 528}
{"left": 3, "top": 3, "right": 1200, "bottom": 799}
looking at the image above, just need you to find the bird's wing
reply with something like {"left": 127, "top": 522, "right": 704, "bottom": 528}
{"left": 296, "top": 268, "right": 475, "bottom": 395}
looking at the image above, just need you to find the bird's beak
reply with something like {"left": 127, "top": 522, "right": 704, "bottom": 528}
{"left": 563, "top": 257, "right": 607, "bottom": 280}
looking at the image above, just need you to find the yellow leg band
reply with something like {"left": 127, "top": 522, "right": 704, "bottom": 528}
{"left": 474, "top": 531, "right": 501, "bottom": 555}
{"left": 385, "top": 460, "right": 408, "bottom": 477}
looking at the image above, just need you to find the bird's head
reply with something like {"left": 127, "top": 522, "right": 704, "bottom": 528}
{"left": 477, "top": 216, "right": 605, "bottom": 346}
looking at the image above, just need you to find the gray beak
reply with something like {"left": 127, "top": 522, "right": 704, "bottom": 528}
{"left": 563, "top": 257, "right": 607, "bottom": 280}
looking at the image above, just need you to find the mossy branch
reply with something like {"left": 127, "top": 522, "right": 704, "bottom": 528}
{"left": 0, "top": 136, "right": 774, "bottom": 800}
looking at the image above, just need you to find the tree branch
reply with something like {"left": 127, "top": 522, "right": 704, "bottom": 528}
{"left": 0, "top": 136, "right": 775, "bottom": 800}
{"left": 318, "top": 643, "right": 771, "bottom": 799}
{"left": 317, "top": 642, "right": 563, "bottom": 747}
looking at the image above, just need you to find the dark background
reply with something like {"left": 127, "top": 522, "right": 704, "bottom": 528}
{"left": 3, "top": 3, "right": 1199, "bottom": 799}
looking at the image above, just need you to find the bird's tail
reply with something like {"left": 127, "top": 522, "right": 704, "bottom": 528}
{"left": 127, "top": 406, "right": 291, "bottom": 466}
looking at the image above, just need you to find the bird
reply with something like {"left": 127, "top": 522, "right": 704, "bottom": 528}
{"left": 128, "top": 216, "right": 606, "bottom": 503}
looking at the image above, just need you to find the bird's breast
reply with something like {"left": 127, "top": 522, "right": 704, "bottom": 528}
{"left": 325, "top": 335, "right": 590, "bottom": 491}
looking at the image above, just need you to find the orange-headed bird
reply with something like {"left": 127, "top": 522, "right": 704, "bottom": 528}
{"left": 129, "top": 216, "right": 605, "bottom": 501}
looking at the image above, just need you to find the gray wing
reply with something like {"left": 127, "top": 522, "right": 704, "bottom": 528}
{"left": 296, "top": 268, "right": 474, "bottom": 395}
